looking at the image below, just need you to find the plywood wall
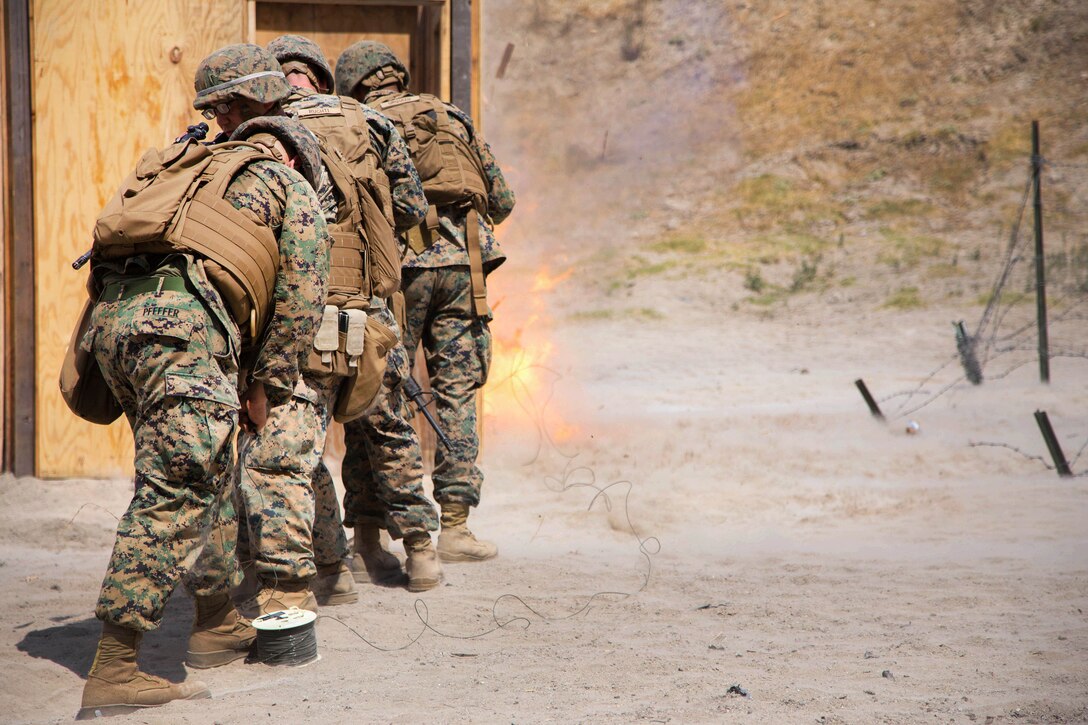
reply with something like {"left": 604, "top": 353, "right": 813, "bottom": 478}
{"left": 32, "top": 0, "right": 460, "bottom": 477}
{"left": 33, "top": 0, "right": 243, "bottom": 477}
{"left": 255, "top": 3, "right": 414, "bottom": 83}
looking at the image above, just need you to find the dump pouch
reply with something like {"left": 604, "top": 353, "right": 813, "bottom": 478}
{"left": 58, "top": 297, "right": 123, "bottom": 425}
{"left": 334, "top": 313, "right": 398, "bottom": 422}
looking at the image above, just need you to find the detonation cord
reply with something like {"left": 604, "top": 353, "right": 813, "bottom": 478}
{"left": 253, "top": 619, "right": 319, "bottom": 666}
{"left": 320, "top": 336, "right": 662, "bottom": 651}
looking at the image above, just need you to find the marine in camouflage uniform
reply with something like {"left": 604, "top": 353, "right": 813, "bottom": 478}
{"left": 191, "top": 44, "right": 340, "bottom": 616}
{"left": 336, "top": 41, "right": 516, "bottom": 564}
{"left": 76, "top": 44, "right": 328, "bottom": 719}
{"left": 269, "top": 34, "right": 441, "bottom": 592}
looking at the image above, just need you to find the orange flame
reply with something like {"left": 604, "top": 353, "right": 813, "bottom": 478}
{"left": 532, "top": 267, "right": 573, "bottom": 292}
{"left": 484, "top": 264, "right": 578, "bottom": 442}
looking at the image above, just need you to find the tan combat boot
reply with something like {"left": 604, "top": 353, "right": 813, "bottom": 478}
{"left": 77, "top": 621, "right": 210, "bottom": 720}
{"left": 404, "top": 533, "right": 442, "bottom": 592}
{"left": 256, "top": 579, "right": 318, "bottom": 615}
{"left": 310, "top": 560, "right": 359, "bottom": 606}
{"left": 437, "top": 503, "right": 498, "bottom": 562}
{"left": 350, "top": 525, "right": 406, "bottom": 584}
{"left": 186, "top": 592, "right": 256, "bottom": 669}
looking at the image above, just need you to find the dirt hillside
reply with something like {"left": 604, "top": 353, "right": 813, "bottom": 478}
{"left": 485, "top": 0, "right": 1088, "bottom": 311}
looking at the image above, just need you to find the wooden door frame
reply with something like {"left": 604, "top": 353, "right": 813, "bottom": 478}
{"left": 245, "top": 0, "right": 469, "bottom": 105}
{"left": 3, "top": 0, "right": 35, "bottom": 476}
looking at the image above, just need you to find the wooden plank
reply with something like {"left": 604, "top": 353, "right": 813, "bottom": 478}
{"left": 471, "top": 0, "right": 481, "bottom": 124}
{"left": 262, "top": 0, "right": 444, "bottom": 6}
{"left": 0, "top": 1, "right": 9, "bottom": 470}
{"left": 33, "top": 0, "right": 243, "bottom": 477}
{"left": 415, "top": 3, "right": 446, "bottom": 97}
{"left": 255, "top": 2, "right": 417, "bottom": 83}
{"left": 7, "top": 0, "right": 34, "bottom": 476}
{"left": 449, "top": 0, "right": 471, "bottom": 113}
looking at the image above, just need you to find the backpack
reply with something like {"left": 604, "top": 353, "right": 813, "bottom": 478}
{"left": 291, "top": 94, "right": 401, "bottom": 300}
{"left": 369, "top": 92, "right": 489, "bottom": 212}
{"left": 92, "top": 139, "right": 280, "bottom": 339}
{"left": 370, "top": 92, "right": 494, "bottom": 318}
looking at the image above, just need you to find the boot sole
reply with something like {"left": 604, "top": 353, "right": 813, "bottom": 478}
{"left": 76, "top": 689, "right": 211, "bottom": 719}
{"left": 438, "top": 550, "right": 498, "bottom": 563}
{"left": 407, "top": 577, "right": 441, "bottom": 592}
{"left": 186, "top": 645, "right": 254, "bottom": 669}
{"left": 314, "top": 590, "right": 359, "bottom": 606}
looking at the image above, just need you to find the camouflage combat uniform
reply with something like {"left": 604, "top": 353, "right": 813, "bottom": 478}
{"left": 87, "top": 158, "right": 328, "bottom": 631}
{"left": 361, "top": 86, "right": 516, "bottom": 511}
{"left": 229, "top": 114, "right": 339, "bottom": 586}
{"left": 268, "top": 39, "right": 442, "bottom": 571}
{"left": 282, "top": 91, "right": 444, "bottom": 544}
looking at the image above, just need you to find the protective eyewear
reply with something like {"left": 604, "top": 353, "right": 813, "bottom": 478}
{"left": 200, "top": 102, "right": 233, "bottom": 119}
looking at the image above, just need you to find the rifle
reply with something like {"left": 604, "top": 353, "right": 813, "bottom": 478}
{"left": 402, "top": 375, "right": 453, "bottom": 451}
{"left": 173, "top": 121, "right": 210, "bottom": 144}
{"left": 72, "top": 123, "right": 211, "bottom": 271}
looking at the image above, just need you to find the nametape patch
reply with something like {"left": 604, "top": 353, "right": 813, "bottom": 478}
{"left": 295, "top": 106, "right": 338, "bottom": 118}
{"left": 380, "top": 95, "right": 421, "bottom": 109}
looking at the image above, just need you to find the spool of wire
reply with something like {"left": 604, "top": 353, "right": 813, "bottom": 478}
{"left": 252, "top": 608, "right": 319, "bottom": 666}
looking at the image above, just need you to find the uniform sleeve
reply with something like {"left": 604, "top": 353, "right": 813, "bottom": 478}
{"left": 366, "top": 111, "right": 427, "bottom": 233}
{"left": 227, "top": 161, "right": 330, "bottom": 403}
{"left": 448, "top": 106, "right": 516, "bottom": 225}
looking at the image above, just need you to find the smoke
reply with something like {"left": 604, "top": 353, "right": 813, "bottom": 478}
{"left": 483, "top": 0, "right": 742, "bottom": 259}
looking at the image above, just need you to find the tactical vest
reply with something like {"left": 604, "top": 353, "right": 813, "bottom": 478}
{"left": 290, "top": 94, "right": 401, "bottom": 300}
{"left": 369, "top": 91, "right": 493, "bottom": 318}
{"left": 93, "top": 139, "right": 279, "bottom": 339}
{"left": 369, "top": 92, "right": 489, "bottom": 212}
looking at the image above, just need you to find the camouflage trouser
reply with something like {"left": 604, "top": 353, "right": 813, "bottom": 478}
{"left": 336, "top": 304, "right": 438, "bottom": 542}
{"left": 402, "top": 265, "right": 491, "bottom": 507}
{"left": 237, "top": 370, "right": 339, "bottom": 584}
{"left": 88, "top": 282, "right": 239, "bottom": 632}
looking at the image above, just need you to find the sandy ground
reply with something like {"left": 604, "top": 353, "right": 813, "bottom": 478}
{"left": 2, "top": 291, "right": 1086, "bottom": 723}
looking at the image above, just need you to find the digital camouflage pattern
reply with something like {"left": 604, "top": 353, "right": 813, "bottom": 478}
{"left": 282, "top": 87, "right": 426, "bottom": 233}
{"left": 267, "top": 35, "right": 334, "bottom": 94}
{"left": 225, "top": 160, "right": 330, "bottom": 402}
{"left": 194, "top": 44, "right": 292, "bottom": 111}
{"left": 237, "top": 370, "right": 340, "bottom": 583}
{"left": 88, "top": 150, "right": 328, "bottom": 630}
{"left": 279, "top": 85, "right": 433, "bottom": 547}
{"left": 334, "top": 41, "right": 410, "bottom": 98}
{"left": 399, "top": 266, "right": 492, "bottom": 507}
{"left": 230, "top": 115, "right": 323, "bottom": 192}
{"left": 226, "top": 123, "right": 337, "bottom": 587}
{"left": 364, "top": 88, "right": 516, "bottom": 270}
{"left": 87, "top": 281, "right": 239, "bottom": 632}
{"left": 338, "top": 301, "right": 439, "bottom": 541}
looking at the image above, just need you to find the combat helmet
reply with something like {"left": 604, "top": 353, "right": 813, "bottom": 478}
{"left": 194, "top": 44, "right": 292, "bottom": 111}
{"left": 230, "top": 115, "right": 323, "bottom": 191}
{"left": 334, "top": 41, "right": 410, "bottom": 98}
{"left": 267, "top": 35, "right": 334, "bottom": 94}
